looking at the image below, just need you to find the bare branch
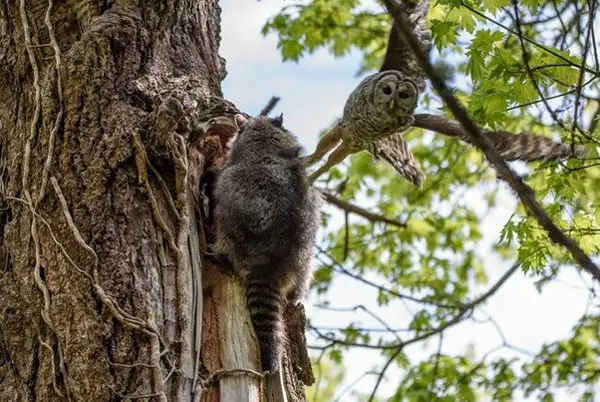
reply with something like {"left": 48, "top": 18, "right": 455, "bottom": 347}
{"left": 333, "top": 371, "right": 377, "bottom": 402}
{"left": 259, "top": 96, "right": 281, "bottom": 116}
{"left": 310, "top": 263, "right": 520, "bottom": 353}
{"left": 368, "top": 347, "right": 403, "bottom": 402}
{"left": 571, "top": 0, "right": 597, "bottom": 133}
{"left": 381, "top": 0, "right": 600, "bottom": 283}
{"left": 401, "top": 263, "right": 520, "bottom": 348}
{"left": 318, "top": 189, "right": 407, "bottom": 228}
{"left": 316, "top": 247, "right": 463, "bottom": 309}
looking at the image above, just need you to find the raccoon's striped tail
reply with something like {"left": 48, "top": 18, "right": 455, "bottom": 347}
{"left": 246, "top": 274, "right": 284, "bottom": 373}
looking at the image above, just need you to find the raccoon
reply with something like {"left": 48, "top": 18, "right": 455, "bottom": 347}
{"left": 210, "top": 114, "right": 320, "bottom": 372}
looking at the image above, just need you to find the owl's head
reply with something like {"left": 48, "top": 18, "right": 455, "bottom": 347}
{"left": 371, "top": 71, "right": 418, "bottom": 116}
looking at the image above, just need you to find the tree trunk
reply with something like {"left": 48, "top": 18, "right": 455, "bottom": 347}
{"left": 0, "top": 1, "right": 312, "bottom": 401}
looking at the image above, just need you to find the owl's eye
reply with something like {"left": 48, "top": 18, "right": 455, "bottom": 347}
{"left": 398, "top": 92, "right": 410, "bottom": 99}
{"left": 382, "top": 85, "right": 392, "bottom": 95}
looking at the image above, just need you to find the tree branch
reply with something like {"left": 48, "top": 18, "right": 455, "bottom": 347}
{"left": 318, "top": 189, "right": 407, "bottom": 228}
{"left": 381, "top": 0, "right": 600, "bottom": 283}
{"left": 569, "top": 0, "right": 596, "bottom": 133}
{"left": 460, "top": 1, "right": 600, "bottom": 76}
{"left": 309, "top": 262, "right": 520, "bottom": 352}
{"left": 316, "top": 246, "right": 463, "bottom": 309}
{"left": 509, "top": 1, "right": 571, "bottom": 134}
{"left": 259, "top": 96, "right": 281, "bottom": 116}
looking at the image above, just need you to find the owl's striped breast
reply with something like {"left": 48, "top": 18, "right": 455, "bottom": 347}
{"left": 345, "top": 112, "right": 413, "bottom": 152}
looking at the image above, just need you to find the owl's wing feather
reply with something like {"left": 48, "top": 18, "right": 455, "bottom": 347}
{"left": 374, "top": 133, "right": 424, "bottom": 187}
{"left": 480, "top": 131, "right": 586, "bottom": 161}
{"left": 380, "top": 0, "right": 432, "bottom": 91}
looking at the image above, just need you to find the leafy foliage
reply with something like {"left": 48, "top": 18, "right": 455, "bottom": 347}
{"left": 308, "top": 356, "right": 347, "bottom": 401}
{"left": 263, "top": 0, "right": 599, "bottom": 400}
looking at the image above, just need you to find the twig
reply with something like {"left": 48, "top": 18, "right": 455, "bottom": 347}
{"left": 319, "top": 304, "right": 404, "bottom": 343}
{"left": 343, "top": 210, "right": 350, "bottom": 261}
{"left": 589, "top": 7, "right": 600, "bottom": 70}
{"left": 259, "top": 96, "right": 281, "bottom": 116}
{"left": 430, "top": 333, "right": 444, "bottom": 396}
{"left": 399, "top": 262, "right": 520, "bottom": 346}
{"left": 311, "top": 263, "right": 519, "bottom": 352}
{"left": 311, "top": 324, "right": 409, "bottom": 334}
{"left": 367, "top": 347, "right": 403, "bottom": 402}
{"left": 570, "top": 0, "right": 596, "bottom": 134}
{"left": 506, "top": 76, "right": 596, "bottom": 111}
{"left": 382, "top": 0, "right": 600, "bottom": 283}
{"left": 461, "top": 1, "right": 600, "bottom": 76}
{"left": 510, "top": 1, "right": 572, "bottom": 137}
{"left": 316, "top": 247, "right": 463, "bottom": 309}
{"left": 318, "top": 189, "right": 407, "bottom": 229}
{"left": 550, "top": 0, "right": 570, "bottom": 50}
{"left": 333, "top": 371, "right": 377, "bottom": 402}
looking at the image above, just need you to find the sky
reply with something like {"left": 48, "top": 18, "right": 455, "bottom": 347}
{"left": 218, "top": 1, "right": 598, "bottom": 400}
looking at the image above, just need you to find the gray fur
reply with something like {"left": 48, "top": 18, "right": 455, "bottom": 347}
{"left": 212, "top": 115, "right": 321, "bottom": 372}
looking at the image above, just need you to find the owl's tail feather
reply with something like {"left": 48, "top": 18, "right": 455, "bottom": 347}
{"left": 375, "top": 134, "right": 425, "bottom": 187}
{"left": 246, "top": 272, "right": 284, "bottom": 373}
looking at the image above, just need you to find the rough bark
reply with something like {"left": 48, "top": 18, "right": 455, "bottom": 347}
{"left": 0, "top": 1, "right": 312, "bottom": 401}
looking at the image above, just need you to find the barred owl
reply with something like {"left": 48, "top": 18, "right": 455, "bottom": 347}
{"left": 304, "top": 0, "right": 584, "bottom": 185}
{"left": 305, "top": 70, "right": 424, "bottom": 185}
{"left": 304, "top": 0, "right": 431, "bottom": 185}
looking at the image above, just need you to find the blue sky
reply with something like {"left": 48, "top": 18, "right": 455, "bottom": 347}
{"left": 218, "top": 1, "right": 598, "bottom": 400}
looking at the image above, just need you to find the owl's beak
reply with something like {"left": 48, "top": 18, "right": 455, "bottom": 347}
{"left": 388, "top": 98, "right": 396, "bottom": 111}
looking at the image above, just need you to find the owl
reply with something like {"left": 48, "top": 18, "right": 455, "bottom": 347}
{"left": 304, "top": 0, "right": 584, "bottom": 185}
{"left": 304, "top": 70, "right": 424, "bottom": 185}
{"left": 304, "top": 0, "right": 431, "bottom": 186}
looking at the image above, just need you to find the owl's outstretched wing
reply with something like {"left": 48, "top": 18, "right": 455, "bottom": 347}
{"left": 380, "top": 0, "right": 432, "bottom": 91}
{"left": 412, "top": 115, "right": 586, "bottom": 161}
{"left": 480, "top": 131, "right": 586, "bottom": 161}
{"left": 374, "top": 133, "right": 424, "bottom": 187}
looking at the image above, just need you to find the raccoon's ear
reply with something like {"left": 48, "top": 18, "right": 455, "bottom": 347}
{"left": 235, "top": 114, "right": 249, "bottom": 130}
{"left": 269, "top": 113, "right": 284, "bottom": 128}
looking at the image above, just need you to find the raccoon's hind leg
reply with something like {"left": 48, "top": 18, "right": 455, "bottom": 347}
{"left": 285, "top": 265, "right": 313, "bottom": 306}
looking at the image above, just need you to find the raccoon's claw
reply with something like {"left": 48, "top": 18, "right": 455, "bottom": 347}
{"left": 203, "top": 251, "right": 235, "bottom": 275}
